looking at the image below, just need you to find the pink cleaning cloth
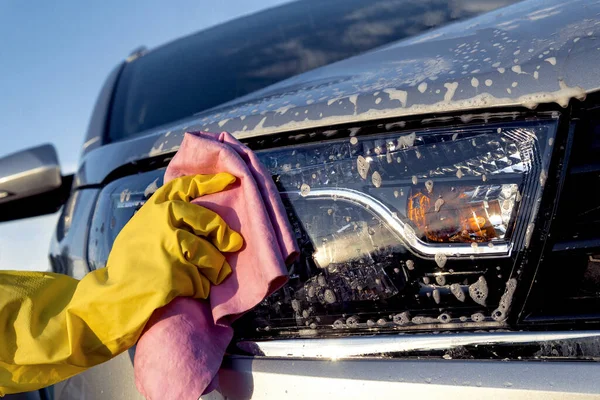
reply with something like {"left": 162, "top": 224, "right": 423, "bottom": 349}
{"left": 134, "top": 131, "right": 299, "bottom": 400}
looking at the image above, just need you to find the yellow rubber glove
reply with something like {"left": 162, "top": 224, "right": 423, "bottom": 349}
{"left": 0, "top": 173, "right": 243, "bottom": 396}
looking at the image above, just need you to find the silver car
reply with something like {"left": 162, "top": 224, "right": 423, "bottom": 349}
{"left": 2, "top": 0, "right": 599, "bottom": 398}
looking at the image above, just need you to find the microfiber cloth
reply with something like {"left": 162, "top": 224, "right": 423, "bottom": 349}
{"left": 134, "top": 131, "right": 299, "bottom": 399}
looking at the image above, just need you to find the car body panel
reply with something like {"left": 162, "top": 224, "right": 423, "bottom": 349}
{"left": 50, "top": 351, "right": 600, "bottom": 399}
{"left": 218, "top": 357, "right": 600, "bottom": 400}
{"left": 76, "top": 0, "right": 599, "bottom": 188}
{"left": 53, "top": 353, "right": 144, "bottom": 400}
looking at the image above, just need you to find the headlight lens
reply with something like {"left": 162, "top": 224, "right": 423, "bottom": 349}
{"left": 260, "top": 120, "right": 554, "bottom": 260}
{"left": 88, "top": 117, "right": 558, "bottom": 337}
{"left": 87, "top": 171, "right": 164, "bottom": 270}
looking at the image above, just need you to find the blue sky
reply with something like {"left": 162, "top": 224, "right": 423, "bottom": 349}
{"left": 0, "top": 0, "right": 290, "bottom": 271}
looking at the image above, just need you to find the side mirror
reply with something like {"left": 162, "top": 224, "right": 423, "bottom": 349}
{"left": 0, "top": 144, "right": 73, "bottom": 222}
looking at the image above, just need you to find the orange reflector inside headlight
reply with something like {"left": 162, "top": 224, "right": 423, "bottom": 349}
{"left": 407, "top": 183, "right": 518, "bottom": 244}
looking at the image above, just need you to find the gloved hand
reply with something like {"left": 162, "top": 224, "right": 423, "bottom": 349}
{"left": 0, "top": 173, "right": 243, "bottom": 396}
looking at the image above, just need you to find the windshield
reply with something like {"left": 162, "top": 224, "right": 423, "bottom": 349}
{"left": 108, "top": 0, "right": 519, "bottom": 142}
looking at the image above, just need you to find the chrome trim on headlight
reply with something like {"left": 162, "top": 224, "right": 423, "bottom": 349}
{"left": 237, "top": 331, "right": 600, "bottom": 359}
{"left": 284, "top": 187, "right": 512, "bottom": 258}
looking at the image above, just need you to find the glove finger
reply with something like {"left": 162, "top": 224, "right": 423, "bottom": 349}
{"left": 177, "top": 229, "right": 233, "bottom": 286}
{"left": 152, "top": 173, "right": 237, "bottom": 204}
{"left": 167, "top": 200, "right": 244, "bottom": 253}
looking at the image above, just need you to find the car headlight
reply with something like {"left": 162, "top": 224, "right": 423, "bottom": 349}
{"left": 87, "top": 170, "right": 164, "bottom": 270}
{"left": 88, "top": 116, "right": 558, "bottom": 337}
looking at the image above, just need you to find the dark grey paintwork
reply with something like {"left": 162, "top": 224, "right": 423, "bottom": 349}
{"left": 76, "top": 0, "right": 600, "bottom": 188}
{"left": 49, "top": 189, "right": 99, "bottom": 280}
{"left": 81, "top": 64, "right": 124, "bottom": 156}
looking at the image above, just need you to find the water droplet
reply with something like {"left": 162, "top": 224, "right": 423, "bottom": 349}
{"left": 482, "top": 174, "right": 487, "bottom": 182}
{"left": 436, "top": 275, "right": 447, "bottom": 286}
{"left": 406, "top": 260, "right": 415, "bottom": 270}
{"left": 324, "top": 289, "right": 337, "bottom": 304}
{"left": 434, "top": 198, "right": 445, "bottom": 212}
{"left": 394, "top": 267, "right": 400, "bottom": 274}
{"left": 333, "top": 319, "right": 345, "bottom": 329}
{"left": 456, "top": 169, "right": 464, "bottom": 179}
{"left": 438, "top": 313, "right": 451, "bottom": 323}
{"left": 412, "top": 175, "right": 418, "bottom": 185}
{"left": 471, "top": 242, "right": 479, "bottom": 250}
{"left": 291, "top": 299, "right": 301, "bottom": 312}
{"left": 302, "top": 310, "right": 310, "bottom": 318}
{"left": 120, "top": 189, "right": 131, "bottom": 203}
{"left": 398, "top": 132, "right": 416, "bottom": 148}
{"left": 434, "top": 253, "right": 448, "bottom": 268}
{"left": 346, "top": 316, "right": 359, "bottom": 327}
{"left": 367, "top": 319, "right": 376, "bottom": 327}
{"left": 468, "top": 276, "right": 488, "bottom": 306}
{"left": 357, "top": 156, "right": 370, "bottom": 180}
{"left": 425, "top": 180, "right": 434, "bottom": 193}
{"left": 300, "top": 183, "right": 311, "bottom": 197}
{"left": 488, "top": 242, "right": 494, "bottom": 248}
{"left": 450, "top": 283, "right": 466, "bottom": 302}
{"left": 432, "top": 289, "right": 441, "bottom": 304}
{"left": 493, "top": 278, "right": 517, "bottom": 321}
{"left": 423, "top": 276, "right": 431, "bottom": 284}
{"left": 310, "top": 322, "right": 317, "bottom": 329}
{"left": 394, "top": 190, "right": 400, "bottom": 198}
{"left": 471, "top": 312, "right": 485, "bottom": 322}
{"left": 393, "top": 312, "right": 411, "bottom": 325}
{"left": 539, "top": 170, "right": 547, "bottom": 186}
{"left": 377, "top": 318, "right": 387, "bottom": 326}
{"left": 525, "top": 222, "right": 535, "bottom": 248}
{"left": 372, "top": 171, "right": 382, "bottom": 188}
{"left": 350, "top": 137, "right": 358, "bottom": 145}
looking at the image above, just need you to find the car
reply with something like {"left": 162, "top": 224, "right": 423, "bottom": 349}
{"left": 2, "top": 0, "right": 600, "bottom": 398}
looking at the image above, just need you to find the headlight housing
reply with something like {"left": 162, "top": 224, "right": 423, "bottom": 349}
{"left": 88, "top": 116, "right": 558, "bottom": 338}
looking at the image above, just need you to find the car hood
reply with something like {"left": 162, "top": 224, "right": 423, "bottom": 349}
{"left": 78, "top": 0, "right": 600, "bottom": 187}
